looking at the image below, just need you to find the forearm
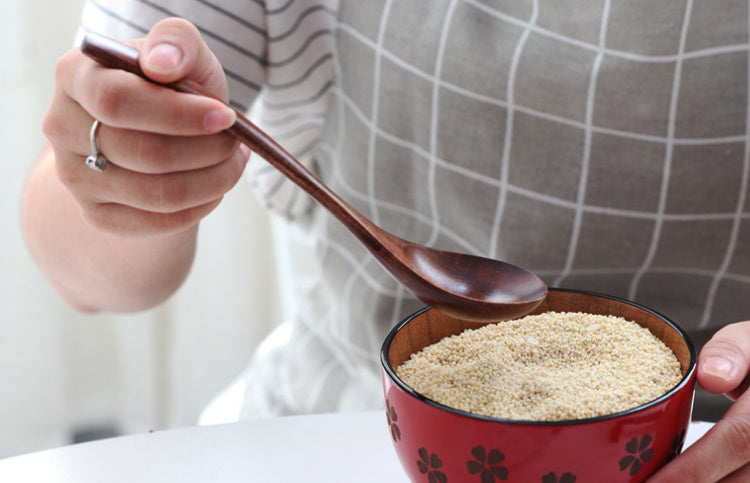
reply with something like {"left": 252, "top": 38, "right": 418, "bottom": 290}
{"left": 22, "top": 146, "right": 198, "bottom": 313}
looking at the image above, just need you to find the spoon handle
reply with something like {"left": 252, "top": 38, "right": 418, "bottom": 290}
{"left": 80, "top": 33, "right": 384, "bottom": 246}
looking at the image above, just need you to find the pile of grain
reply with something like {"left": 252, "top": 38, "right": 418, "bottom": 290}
{"left": 396, "top": 311, "right": 682, "bottom": 421}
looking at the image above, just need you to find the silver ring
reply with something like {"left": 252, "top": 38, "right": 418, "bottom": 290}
{"left": 85, "top": 120, "right": 107, "bottom": 172}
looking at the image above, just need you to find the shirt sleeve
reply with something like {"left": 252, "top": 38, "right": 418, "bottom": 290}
{"left": 244, "top": 0, "right": 338, "bottom": 221}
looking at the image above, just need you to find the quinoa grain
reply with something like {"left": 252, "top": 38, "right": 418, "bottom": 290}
{"left": 396, "top": 311, "right": 682, "bottom": 421}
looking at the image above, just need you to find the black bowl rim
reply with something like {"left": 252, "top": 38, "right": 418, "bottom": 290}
{"left": 380, "top": 287, "right": 698, "bottom": 426}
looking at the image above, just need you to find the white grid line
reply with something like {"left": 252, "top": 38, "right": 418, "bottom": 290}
{"left": 536, "top": 266, "right": 750, "bottom": 286}
{"left": 699, "top": 3, "right": 750, "bottom": 328}
{"left": 365, "top": 0, "right": 392, "bottom": 227}
{"left": 488, "top": 0, "right": 539, "bottom": 258}
{"left": 325, "top": 7, "right": 347, "bottom": 350}
{"left": 367, "top": 0, "right": 404, "bottom": 340}
{"left": 389, "top": 283, "right": 408, "bottom": 335}
{"left": 318, "top": 141, "right": 484, "bottom": 255}
{"left": 339, "top": 0, "right": 393, "bottom": 358}
{"left": 325, "top": 238, "right": 400, "bottom": 359}
{"left": 337, "top": 20, "right": 747, "bottom": 149}
{"left": 554, "top": 0, "right": 612, "bottom": 287}
{"left": 293, "top": 308, "right": 358, "bottom": 380}
{"left": 318, "top": 209, "right": 750, "bottom": 311}
{"left": 427, "top": 0, "right": 459, "bottom": 246}
{"left": 464, "top": 0, "right": 749, "bottom": 64}
{"left": 331, "top": 1, "right": 750, "bottom": 339}
{"left": 628, "top": 0, "right": 694, "bottom": 300}
{"left": 445, "top": 80, "right": 748, "bottom": 146}
{"left": 331, "top": 85, "right": 750, "bottom": 224}
{"left": 340, "top": 253, "right": 377, "bottom": 357}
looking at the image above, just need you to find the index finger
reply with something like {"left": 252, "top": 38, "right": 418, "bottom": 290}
{"left": 66, "top": 52, "right": 234, "bottom": 136}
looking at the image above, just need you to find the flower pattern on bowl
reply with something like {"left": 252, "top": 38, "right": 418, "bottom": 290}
{"left": 386, "top": 400, "right": 401, "bottom": 442}
{"left": 466, "top": 445, "right": 509, "bottom": 482}
{"left": 541, "top": 471, "right": 577, "bottom": 483}
{"left": 417, "top": 447, "right": 447, "bottom": 483}
{"left": 619, "top": 434, "right": 654, "bottom": 477}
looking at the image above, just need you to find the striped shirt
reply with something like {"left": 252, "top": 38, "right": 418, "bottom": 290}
{"left": 79, "top": 0, "right": 749, "bottom": 421}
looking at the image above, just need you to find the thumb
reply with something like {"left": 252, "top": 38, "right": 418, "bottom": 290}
{"left": 698, "top": 321, "right": 750, "bottom": 399}
{"left": 139, "top": 18, "right": 229, "bottom": 101}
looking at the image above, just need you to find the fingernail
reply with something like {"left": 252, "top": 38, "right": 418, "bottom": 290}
{"left": 702, "top": 356, "right": 735, "bottom": 381}
{"left": 144, "top": 43, "right": 183, "bottom": 74}
{"left": 204, "top": 106, "right": 236, "bottom": 132}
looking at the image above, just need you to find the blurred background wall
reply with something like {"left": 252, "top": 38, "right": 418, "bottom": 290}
{"left": 1, "top": 0, "right": 280, "bottom": 458}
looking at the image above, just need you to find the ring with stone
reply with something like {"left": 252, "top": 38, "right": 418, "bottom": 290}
{"left": 85, "top": 119, "right": 107, "bottom": 172}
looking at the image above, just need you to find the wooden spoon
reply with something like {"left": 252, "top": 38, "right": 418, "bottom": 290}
{"left": 80, "top": 33, "right": 547, "bottom": 322}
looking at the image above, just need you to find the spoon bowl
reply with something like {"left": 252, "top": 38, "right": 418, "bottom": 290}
{"left": 80, "top": 33, "right": 547, "bottom": 322}
{"left": 392, "top": 240, "right": 547, "bottom": 321}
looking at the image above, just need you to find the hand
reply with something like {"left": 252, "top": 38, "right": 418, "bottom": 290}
{"left": 648, "top": 321, "right": 750, "bottom": 482}
{"left": 42, "top": 17, "right": 246, "bottom": 237}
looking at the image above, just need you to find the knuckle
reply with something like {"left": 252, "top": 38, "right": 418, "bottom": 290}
{"left": 131, "top": 134, "right": 163, "bottom": 169}
{"left": 78, "top": 200, "right": 203, "bottom": 238}
{"left": 53, "top": 55, "right": 67, "bottom": 83}
{"left": 160, "top": 209, "right": 197, "bottom": 231}
{"left": 41, "top": 99, "right": 75, "bottom": 147}
{"left": 53, "top": 155, "right": 82, "bottom": 191}
{"left": 152, "top": 203, "right": 213, "bottom": 235}
{"left": 718, "top": 415, "right": 750, "bottom": 462}
{"left": 41, "top": 109, "right": 66, "bottom": 145}
{"left": 219, "top": 136, "right": 241, "bottom": 160}
{"left": 224, "top": 149, "right": 247, "bottom": 184}
{"left": 211, "top": 157, "right": 243, "bottom": 197}
{"left": 80, "top": 203, "right": 117, "bottom": 233}
{"left": 151, "top": 176, "right": 189, "bottom": 212}
{"left": 129, "top": 133, "right": 184, "bottom": 173}
{"left": 53, "top": 50, "right": 76, "bottom": 85}
{"left": 55, "top": 165, "right": 76, "bottom": 190}
{"left": 660, "top": 456, "right": 704, "bottom": 483}
{"left": 90, "top": 82, "right": 127, "bottom": 122}
{"left": 222, "top": 162, "right": 242, "bottom": 188}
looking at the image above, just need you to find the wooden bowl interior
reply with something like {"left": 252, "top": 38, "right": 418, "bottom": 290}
{"left": 387, "top": 290, "right": 693, "bottom": 375}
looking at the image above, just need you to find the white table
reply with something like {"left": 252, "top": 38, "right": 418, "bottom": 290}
{"left": 0, "top": 412, "right": 713, "bottom": 483}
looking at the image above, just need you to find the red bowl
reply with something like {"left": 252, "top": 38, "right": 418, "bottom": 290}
{"left": 381, "top": 288, "right": 696, "bottom": 482}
